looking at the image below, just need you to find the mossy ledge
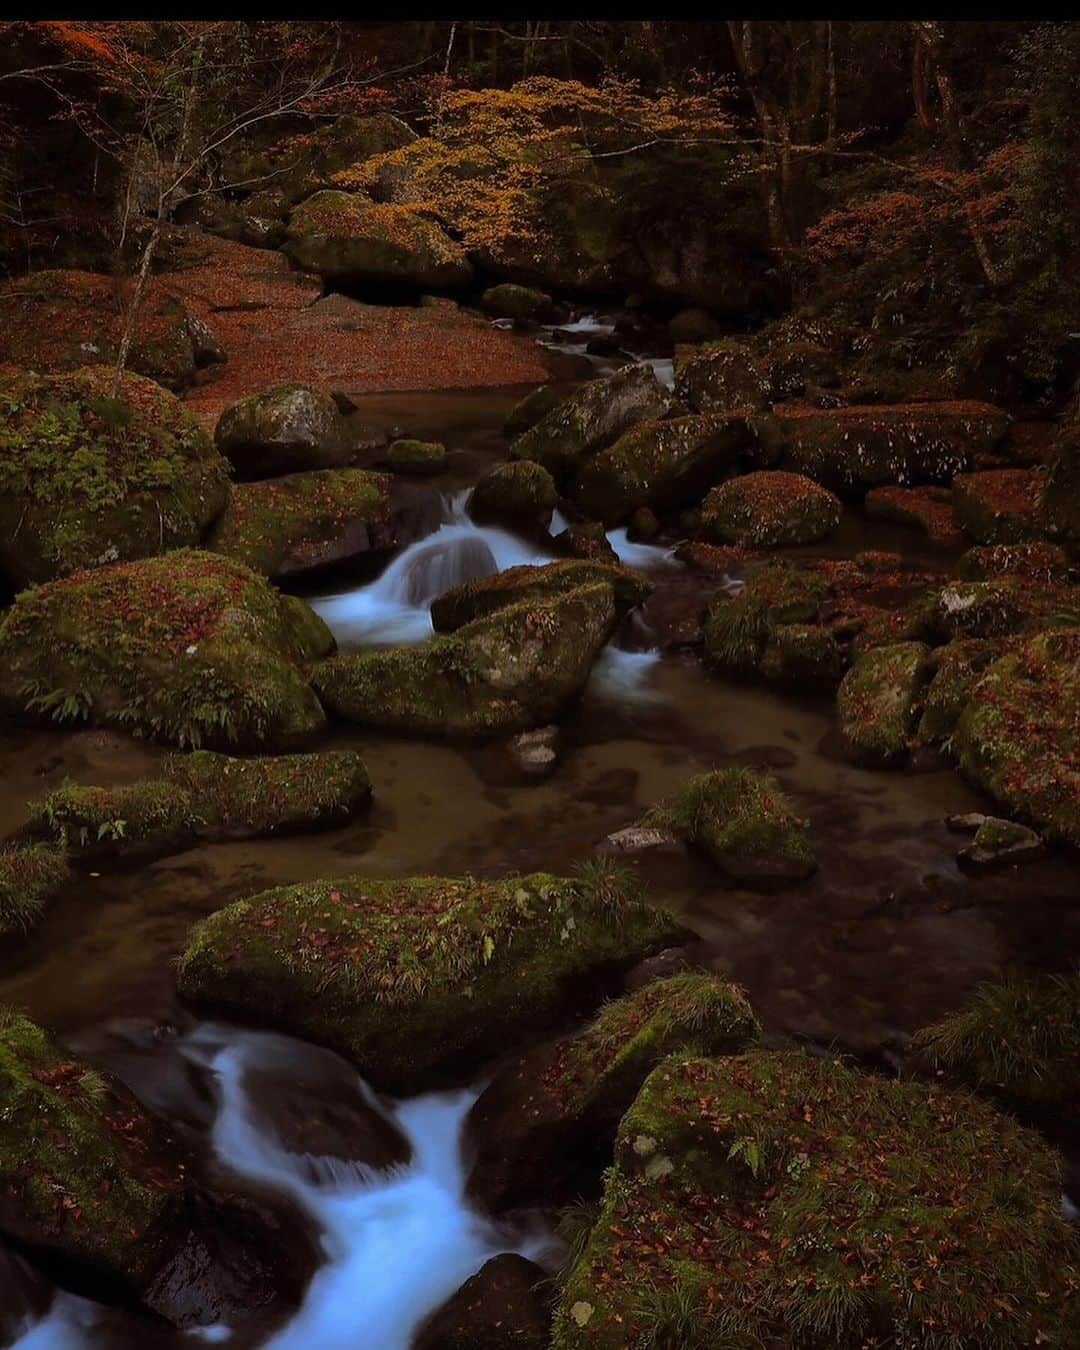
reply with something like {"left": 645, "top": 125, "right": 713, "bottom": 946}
{"left": 176, "top": 863, "right": 683, "bottom": 1094}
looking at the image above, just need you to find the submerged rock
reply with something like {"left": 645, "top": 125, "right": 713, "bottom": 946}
{"left": 468, "top": 460, "right": 558, "bottom": 536}
{"left": 700, "top": 469, "right": 841, "bottom": 547}
{"left": 0, "top": 550, "right": 332, "bottom": 752}
{"left": 285, "top": 191, "right": 473, "bottom": 291}
{"left": 0, "top": 367, "right": 230, "bottom": 588}
{"left": 956, "top": 816, "right": 1045, "bottom": 874}
{"left": 207, "top": 469, "right": 393, "bottom": 577}
{"left": 506, "top": 725, "right": 560, "bottom": 780}
{"left": 510, "top": 365, "right": 674, "bottom": 481}
{"left": 0, "top": 842, "right": 70, "bottom": 935}
{"left": 415, "top": 1254, "right": 553, "bottom": 1350}
{"left": 25, "top": 749, "right": 372, "bottom": 864}
{"left": 553, "top": 1050, "right": 1078, "bottom": 1348}
{"left": 467, "top": 973, "right": 759, "bottom": 1212}
{"left": 176, "top": 866, "right": 683, "bottom": 1093}
{"left": 430, "top": 560, "right": 651, "bottom": 632}
{"left": 837, "top": 641, "right": 934, "bottom": 764}
{"left": 313, "top": 582, "right": 616, "bottom": 739}
{"left": 214, "top": 382, "right": 355, "bottom": 479}
{"left": 642, "top": 767, "right": 816, "bottom": 889}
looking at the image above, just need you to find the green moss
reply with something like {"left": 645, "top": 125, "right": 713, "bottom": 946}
{"left": 760, "top": 622, "right": 845, "bottom": 688}
{"left": 673, "top": 339, "right": 768, "bottom": 415}
{"left": 703, "top": 562, "right": 831, "bottom": 677}
{"left": 554, "top": 1050, "right": 1079, "bottom": 1348}
{"left": 207, "top": 470, "right": 390, "bottom": 576}
{"left": 837, "top": 641, "right": 934, "bottom": 762}
{"left": 913, "top": 974, "right": 1080, "bottom": 1117}
{"left": 0, "top": 842, "right": 70, "bottom": 934}
{"left": 430, "top": 560, "right": 650, "bottom": 632}
{"left": 0, "top": 367, "right": 229, "bottom": 586}
{"left": 0, "top": 1007, "right": 184, "bottom": 1288}
{"left": 701, "top": 470, "right": 842, "bottom": 547}
{"left": 644, "top": 767, "right": 816, "bottom": 887}
{"left": 387, "top": 439, "right": 446, "bottom": 476}
{"left": 917, "top": 639, "right": 1002, "bottom": 747}
{"left": 931, "top": 581, "right": 1024, "bottom": 641}
{"left": 468, "top": 459, "right": 558, "bottom": 527}
{"left": 481, "top": 283, "right": 555, "bottom": 321}
{"left": 314, "top": 582, "right": 616, "bottom": 738}
{"left": 0, "top": 549, "right": 329, "bottom": 750}
{"left": 958, "top": 541, "right": 1071, "bottom": 584}
{"left": 504, "top": 385, "right": 565, "bottom": 440}
{"left": 176, "top": 865, "right": 681, "bottom": 1092}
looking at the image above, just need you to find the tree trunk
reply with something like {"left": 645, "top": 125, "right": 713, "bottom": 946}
{"left": 110, "top": 211, "right": 161, "bottom": 397}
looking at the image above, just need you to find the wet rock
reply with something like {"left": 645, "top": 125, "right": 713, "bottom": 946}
{"left": 759, "top": 338, "right": 840, "bottom": 401}
{"left": 285, "top": 191, "right": 472, "bottom": 292}
{"left": 929, "top": 580, "right": 1023, "bottom": 641}
{"left": 552, "top": 521, "right": 619, "bottom": 562}
{"left": 703, "top": 560, "right": 832, "bottom": 679}
{"left": 554, "top": 1050, "right": 1077, "bottom": 1348}
{"left": 952, "top": 468, "right": 1043, "bottom": 544}
{"left": 430, "top": 560, "right": 651, "bottom": 633}
{"left": 599, "top": 824, "right": 681, "bottom": 857}
{"left": 176, "top": 867, "right": 683, "bottom": 1094}
{"left": 837, "top": 641, "right": 934, "bottom": 765}
{"left": 0, "top": 842, "right": 70, "bottom": 937}
{"left": 214, "top": 382, "right": 353, "bottom": 478}
{"left": 481, "top": 283, "right": 560, "bottom": 324}
{"left": 0, "top": 1246, "right": 51, "bottom": 1344}
{"left": 207, "top": 469, "right": 394, "bottom": 577}
{"left": 627, "top": 506, "right": 659, "bottom": 541}
{"left": 386, "top": 438, "right": 447, "bottom": 476}
{"left": 506, "top": 725, "right": 560, "bottom": 780}
{"left": 468, "top": 461, "right": 558, "bottom": 536}
{"left": 700, "top": 470, "right": 842, "bottom": 547}
{"left": 641, "top": 767, "right": 816, "bottom": 889}
{"left": 623, "top": 947, "right": 694, "bottom": 992}
{"left": 584, "top": 334, "right": 622, "bottom": 357}
{"left": 957, "top": 541, "right": 1070, "bottom": 584}
{"left": 956, "top": 817, "right": 1045, "bottom": 874}
{"left": 919, "top": 640, "right": 1002, "bottom": 745}
{"left": 864, "top": 484, "right": 963, "bottom": 546}
{"left": 510, "top": 365, "right": 674, "bottom": 481}
{"left": 503, "top": 386, "right": 565, "bottom": 440}
{"left": 760, "top": 622, "right": 846, "bottom": 688}
{"left": 312, "top": 582, "right": 617, "bottom": 739}
{"left": 414, "top": 1254, "right": 553, "bottom": 1350}
{"left": 467, "top": 975, "right": 759, "bottom": 1212}
{"left": 24, "top": 749, "right": 372, "bottom": 865}
{"left": 0, "top": 367, "right": 230, "bottom": 588}
{"left": 946, "top": 811, "right": 991, "bottom": 834}
{"left": 775, "top": 401, "right": 1009, "bottom": 494}
{"left": 0, "top": 550, "right": 331, "bottom": 752}
{"left": 572, "top": 413, "right": 763, "bottom": 526}
{"left": 674, "top": 339, "right": 768, "bottom": 415}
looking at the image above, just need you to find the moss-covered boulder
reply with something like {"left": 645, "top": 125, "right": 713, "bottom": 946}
{"left": 503, "top": 385, "right": 564, "bottom": 440}
{"left": 956, "top": 816, "right": 1045, "bottom": 874}
{"left": 467, "top": 459, "right": 558, "bottom": 535}
{"left": 759, "top": 621, "right": 846, "bottom": 688}
{"left": 214, "top": 383, "right": 354, "bottom": 479}
{"left": 313, "top": 581, "right": 616, "bottom": 738}
{"left": 953, "top": 468, "right": 1043, "bottom": 544}
{"left": 644, "top": 767, "right": 815, "bottom": 889}
{"left": 510, "top": 366, "right": 674, "bottom": 482}
{"left": 917, "top": 638, "right": 1002, "bottom": 746}
{"left": 0, "top": 549, "right": 331, "bottom": 751}
{"left": 0, "top": 367, "right": 229, "bottom": 587}
{"left": 554, "top": 521, "right": 619, "bottom": 562}
{"left": 929, "top": 579, "right": 1023, "bottom": 641}
{"left": 468, "top": 974, "right": 760, "bottom": 1212}
{"left": 176, "top": 865, "right": 682, "bottom": 1093}
{"left": 0, "top": 843, "right": 70, "bottom": 935}
{"left": 953, "top": 628, "right": 1080, "bottom": 846}
{"left": 0, "top": 270, "right": 223, "bottom": 393}
{"left": 701, "top": 470, "right": 841, "bottom": 548}
{"left": 26, "top": 749, "right": 371, "bottom": 863}
{"left": 0, "top": 1010, "right": 186, "bottom": 1291}
{"left": 674, "top": 340, "right": 768, "bottom": 415}
{"left": 480, "top": 283, "right": 558, "bottom": 323}
{"left": 285, "top": 191, "right": 472, "bottom": 291}
{"left": 702, "top": 561, "right": 832, "bottom": 678}
{"left": 837, "top": 641, "right": 934, "bottom": 764}
{"left": 572, "top": 414, "right": 765, "bottom": 526}
{"left": 864, "top": 484, "right": 963, "bottom": 546}
{"left": 759, "top": 337, "right": 840, "bottom": 400}
{"left": 958, "top": 541, "right": 1071, "bottom": 584}
{"left": 206, "top": 470, "right": 392, "bottom": 578}
{"left": 430, "top": 560, "right": 651, "bottom": 633}
{"left": 553, "top": 1051, "right": 1078, "bottom": 1349}
{"left": 776, "top": 402, "right": 1009, "bottom": 494}
{"left": 912, "top": 975, "right": 1080, "bottom": 1120}
{"left": 386, "top": 438, "right": 446, "bottom": 476}
{"left": 1040, "top": 422, "right": 1080, "bottom": 551}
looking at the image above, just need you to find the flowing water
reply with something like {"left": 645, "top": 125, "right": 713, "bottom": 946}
{"left": 3, "top": 350, "right": 1079, "bottom": 1346}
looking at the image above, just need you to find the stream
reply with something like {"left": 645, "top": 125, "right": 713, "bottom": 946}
{"left": 3, "top": 324, "right": 1080, "bottom": 1347}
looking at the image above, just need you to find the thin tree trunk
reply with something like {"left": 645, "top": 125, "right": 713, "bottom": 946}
{"left": 111, "top": 209, "right": 161, "bottom": 397}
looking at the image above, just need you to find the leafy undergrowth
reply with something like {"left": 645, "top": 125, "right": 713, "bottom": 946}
{"left": 0, "top": 842, "right": 71, "bottom": 934}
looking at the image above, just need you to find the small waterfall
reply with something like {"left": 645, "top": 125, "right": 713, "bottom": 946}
{"left": 605, "top": 528, "right": 680, "bottom": 571}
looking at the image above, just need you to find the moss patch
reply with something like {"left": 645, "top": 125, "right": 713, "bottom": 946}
{"left": 917, "top": 638, "right": 1002, "bottom": 747}
{"left": 702, "top": 561, "right": 831, "bottom": 678}
{"left": 387, "top": 439, "right": 446, "bottom": 476}
{"left": 701, "top": 470, "right": 841, "bottom": 548}
{"left": 468, "top": 460, "right": 558, "bottom": 530}
{"left": 673, "top": 340, "right": 768, "bottom": 415}
{"left": 837, "top": 641, "right": 934, "bottom": 763}
{"left": 430, "top": 560, "right": 650, "bottom": 632}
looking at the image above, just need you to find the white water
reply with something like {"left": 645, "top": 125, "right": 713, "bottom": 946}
{"left": 11, "top": 1025, "right": 553, "bottom": 1350}
{"left": 586, "top": 646, "right": 664, "bottom": 706}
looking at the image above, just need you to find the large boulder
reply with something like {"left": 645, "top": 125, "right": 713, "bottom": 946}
{"left": 917, "top": 638, "right": 1002, "bottom": 745}
{"left": 643, "top": 767, "right": 816, "bottom": 889}
{"left": 467, "top": 974, "right": 760, "bottom": 1212}
{"left": 386, "top": 438, "right": 447, "bottom": 476}
{"left": 958, "top": 541, "right": 1070, "bottom": 584}
{"left": 0, "top": 270, "right": 223, "bottom": 393}
{"left": 510, "top": 366, "right": 674, "bottom": 482}
{"left": 467, "top": 460, "right": 558, "bottom": 535}
{"left": 503, "top": 386, "right": 565, "bottom": 440}
{"left": 837, "top": 641, "right": 934, "bottom": 764}
{"left": 776, "top": 402, "right": 1009, "bottom": 494}
{"left": 206, "top": 470, "right": 393, "bottom": 578}
{"left": 952, "top": 468, "right": 1043, "bottom": 544}
{"left": 312, "top": 582, "right": 617, "bottom": 738}
{"left": 552, "top": 1051, "right": 1078, "bottom": 1348}
{"left": 700, "top": 470, "right": 841, "bottom": 547}
{"left": 953, "top": 628, "right": 1080, "bottom": 846}
{"left": 26, "top": 749, "right": 371, "bottom": 864}
{"left": 176, "top": 866, "right": 683, "bottom": 1093}
{"left": 702, "top": 561, "right": 834, "bottom": 679}
{"left": 674, "top": 340, "right": 768, "bottom": 415}
{"left": 0, "top": 843, "right": 70, "bottom": 935}
{"left": 429, "top": 560, "right": 651, "bottom": 633}
{"left": 0, "top": 367, "right": 229, "bottom": 587}
{"left": 0, "top": 549, "right": 332, "bottom": 751}
{"left": 214, "top": 383, "right": 356, "bottom": 479}
{"left": 285, "top": 192, "right": 472, "bottom": 292}
{"left": 572, "top": 414, "right": 767, "bottom": 526}
{"left": 414, "top": 1255, "right": 553, "bottom": 1350}
{"left": 480, "top": 283, "right": 559, "bottom": 323}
